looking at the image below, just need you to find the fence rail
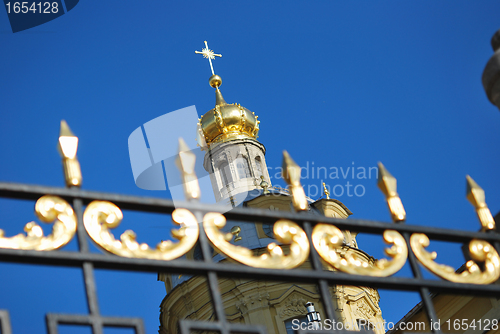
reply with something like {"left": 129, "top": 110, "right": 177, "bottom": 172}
{"left": 1, "top": 180, "right": 500, "bottom": 334}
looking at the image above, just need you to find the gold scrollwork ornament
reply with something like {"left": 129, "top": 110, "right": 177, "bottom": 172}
{"left": 0, "top": 195, "right": 77, "bottom": 251}
{"left": 83, "top": 201, "right": 199, "bottom": 260}
{"left": 410, "top": 233, "right": 500, "bottom": 284}
{"left": 203, "top": 212, "right": 310, "bottom": 269}
{"left": 312, "top": 224, "right": 408, "bottom": 276}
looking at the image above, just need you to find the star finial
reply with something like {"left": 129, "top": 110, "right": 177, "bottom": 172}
{"left": 195, "top": 41, "right": 222, "bottom": 75}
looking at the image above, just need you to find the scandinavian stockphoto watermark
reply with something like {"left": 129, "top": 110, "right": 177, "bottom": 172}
{"left": 128, "top": 106, "right": 379, "bottom": 214}
{"left": 268, "top": 161, "right": 378, "bottom": 198}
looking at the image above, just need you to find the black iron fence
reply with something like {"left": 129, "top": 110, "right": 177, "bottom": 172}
{"left": 0, "top": 181, "right": 499, "bottom": 334}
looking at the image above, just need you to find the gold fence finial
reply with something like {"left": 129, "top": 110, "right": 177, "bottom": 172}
{"left": 466, "top": 175, "right": 495, "bottom": 231}
{"left": 282, "top": 151, "right": 308, "bottom": 211}
{"left": 377, "top": 162, "right": 406, "bottom": 222}
{"left": 176, "top": 138, "right": 201, "bottom": 200}
{"left": 58, "top": 120, "right": 82, "bottom": 187}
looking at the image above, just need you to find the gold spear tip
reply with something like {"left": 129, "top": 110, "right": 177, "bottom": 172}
{"left": 377, "top": 162, "right": 406, "bottom": 222}
{"left": 59, "top": 120, "right": 75, "bottom": 137}
{"left": 178, "top": 137, "right": 190, "bottom": 153}
{"left": 377, "top": 162, "right": 398, "bottom": 197}
{"left": 466, "top": 175, "right": 486, "bottom": 208}
{"left": 176, "top": 137, "right": 200, "bottom": 200}
{"left": 176, "top": 137, "right": 196, "bottom": 174}
{"left": 466, "top": 175, "right": 495, "bottom": 230}
{"left": 282, "top": 150, "right": 296, "bottom": 167}
{"left": 282, "top": 150, "right": 299, "bottom": 184}
{"left": 282, "top": 150, "right": 308, "bottom": 211}
{"left": 58, "top": 120, "right": 82, "bottom": 187}
{"left": 58, "top": 120, "right": 78, "bottom": 159}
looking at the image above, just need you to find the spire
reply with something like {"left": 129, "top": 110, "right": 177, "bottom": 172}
{"left": 215, "top": 88, "right": 226, "bottom": 106}
{"left": 196, "top": 41, "right": 260, "bottom": 147}
{"left": 208, "top": 73, "right": 226, "bottom": 106}
{"left": 195, "top": 41, "right": 227, "bottom": 106}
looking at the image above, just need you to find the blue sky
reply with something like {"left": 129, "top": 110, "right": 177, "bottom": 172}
{"left": 1, "top": 1, "right": 500, "bottom": 333}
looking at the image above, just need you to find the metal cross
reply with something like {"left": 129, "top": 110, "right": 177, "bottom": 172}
{"left": 195, "top": 41, "right": 222, "bottom": 75}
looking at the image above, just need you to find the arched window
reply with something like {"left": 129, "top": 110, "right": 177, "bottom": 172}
{"left": 235, "top": 156, "right": 251, "bottom": 179}
{"left": 262, "top": 223, "right": 274, "bottom": 238}
{"left": 218, "top": 161, "right": 232, "bottom": 186}
{"left": 255, "top": 156, "right": 263, "bottom": 177}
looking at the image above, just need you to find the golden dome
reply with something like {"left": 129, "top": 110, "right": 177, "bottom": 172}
{"left": 198, "top": 75, "right": 260, "bottom": 147}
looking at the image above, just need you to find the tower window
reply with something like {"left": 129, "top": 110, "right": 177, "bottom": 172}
{"left": 218, "top": 161, "right": 232, "bottom": 186}
{"left": 262, "top": 223, "right": 274, "bottom": 238}
{"left": 255, "top": 156, "right": 263, "bottom": 177}
{"left": 235, "top": 156, "right": 251, "bottom": 179}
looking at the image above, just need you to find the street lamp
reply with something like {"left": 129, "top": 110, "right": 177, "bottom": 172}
{"left": 305, "top": 302, "right": 321, "bottom": 330}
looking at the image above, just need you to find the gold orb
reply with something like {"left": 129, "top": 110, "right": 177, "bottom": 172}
{"left": 209, "top": 74, "right": 222, "bottom": 88}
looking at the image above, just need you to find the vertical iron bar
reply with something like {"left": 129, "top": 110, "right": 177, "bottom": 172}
{"left": 0, "top": 310, "right": 12, "bottom": 334}
{"left": 73, "top": 198, "right": 89, "bottom": 253}
{"left": 179, "top": 320, "right": 189, "bottom": 334}
{"left": 403, "top": 232, "right": 441, "bottom": 334}
{"left": 195, "top": 210, "right": 229, "bottom": 334}
{"left": 83, "top": 263, "right": 102, "bottom": 324}
{"left": 73, "top": 198, "right": 103, "bottom": 334}
{"left": 493, "top": 240, "right": 500, "bottom": 270}
{"left": 207, "top": 271, "right": 229, "bottom": 333}
{"left": 303, "top": 221, "right": 337, "bottom": 323}
{"left": 487, "top": 229, "right": 500, "bottom": 271}
{"left": 133, "top": 319, "right": 146, "bottom": 334}
{"left": 46, "top": 314, "right": 58, "bottom": 334}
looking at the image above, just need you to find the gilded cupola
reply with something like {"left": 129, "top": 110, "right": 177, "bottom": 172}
{"left": 198, "top": 74, "right": 260, "bottom": 147}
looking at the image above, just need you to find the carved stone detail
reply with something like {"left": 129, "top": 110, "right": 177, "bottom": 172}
{"left": 235, "top": 291, "right": 270, "bottom": 314}
{"left": 334, "top": 285, "right": 346, "bottom": 312}
{"left": 362, "top": 287, "right": 380, "bottom": 305}
{"left": 353, "top": 299, "right": 376, "bottom": 319}
{"left": 278, "top": 294, "right": 307, "bottom": 318}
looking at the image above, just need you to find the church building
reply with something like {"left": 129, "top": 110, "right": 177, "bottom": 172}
{"left": 158, "top": 42, "right": 388, "bottom": 334}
